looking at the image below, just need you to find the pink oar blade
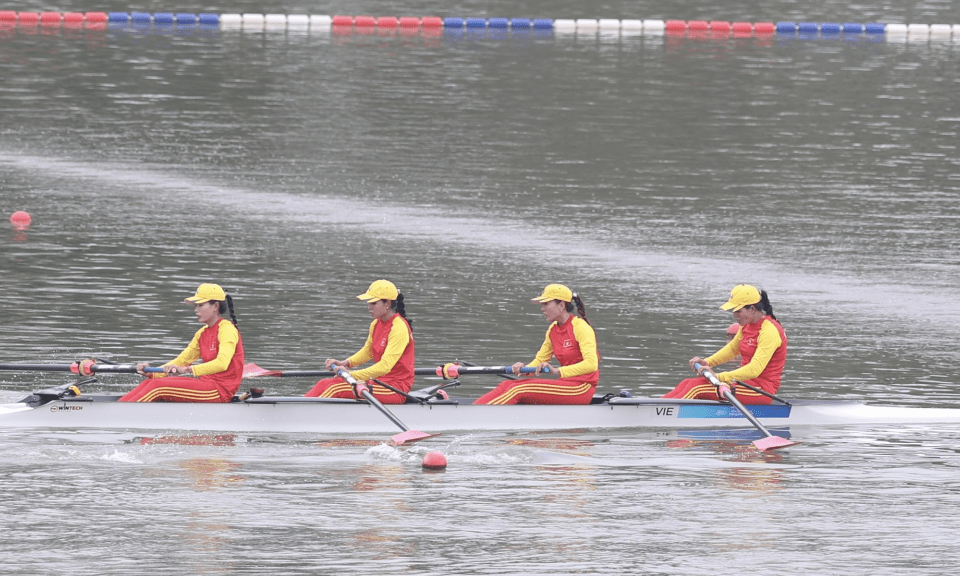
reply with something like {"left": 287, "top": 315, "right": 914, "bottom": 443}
{"left": 753, "top": 435, "right": 801, "bottom": 451}
{"left": 390, "top": 430, "right": 441, "bottom": 446}
{"left": 242, "top": 363, "right": 282, "bottom": 378}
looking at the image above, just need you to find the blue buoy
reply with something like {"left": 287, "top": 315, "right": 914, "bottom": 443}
{"left": 198, "top": 13, "right": 218, "bottom": 25}
{"left": 532, "top": 18, "right": 553, "bottom": 29}
{"left": 488, "top": 17, "right": 508, "bottom": 29}
{"left": 108, "top": 12, "right": 129, "bottom": 23}
{"left": 797, "top": 22, "right": 819, "bottom": 33}
{"left": 154, "top": 12, "right": 174, "bottom": 25}
{"left": 175, "top": 13, "right": 196, "bottom": 25}
{"left": 130, "top": 12, "right": 151, "bottom": 24}
{"left": 511, "top": 18, "right": 531, "bottom": 29}
{"left": 443, "top": 17, "right": 464, "bottom": 28}
{"left": 820, "top": 22, "right": 841, "bottom": 33}
{"left": 864, "top": 23, "right": 885, "bottom": 34}
{"left": 842, "top": 23, "right": 864, "bottom": 33}
{"left": 466, "top": 17, "right": 486, "bottom": 28}
{"left": 775, "top": 22, "right": 796, "bottom": 33}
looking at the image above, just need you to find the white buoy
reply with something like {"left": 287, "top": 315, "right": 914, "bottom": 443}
{"left": 309, "top": 14, "right": 332, "bottom": 29}
{"left": 575, "top": 18, "right": 599, "bottom": 32}
{"left": 929, "top": 24, "right": 951, "bottom": 38}
{"left": 241, "top": 13, "right": 265, "bottom": 29}
{"left": 553, "top": 19, "right": 577, "bottom": 33}
{"left": 642, "top": 19, "right": 666, "bottom": 35}
{"left": 598, "top": 19, "right": 621, "bottom": 31}
{"left": 219, "top": 13, "right": 242, "bottom": 28}
{"left": 287, "top": 14, "right": 309, "bottom": 29}
{"left": 885, "top": 23, "right": 908, "bottom": 35}
{"left": 907, "top": 23, "right": 930, "bottom": 38}
{"left": 264, "top": 14, "right": 287, "bottom": 29}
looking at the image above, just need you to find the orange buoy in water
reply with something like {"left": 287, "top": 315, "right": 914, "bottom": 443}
{"left": 422, "top": 451, "right": 447, "bottom": 470}
{"left": 10, "top": 211, "right": 31, "bottom": 227}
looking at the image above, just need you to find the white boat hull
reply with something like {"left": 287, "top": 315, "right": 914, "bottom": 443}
{"left": 3, "top": 395, "right": 960, "bottom": 434}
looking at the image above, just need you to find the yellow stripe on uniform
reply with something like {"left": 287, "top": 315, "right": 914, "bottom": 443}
{"left": 678, "top": 383, "right": 716, "bottom": 400}
{"left": 488, "top": 381, "right": 594, "bottom": 405}
{"left": 137, "top": 386, "right": 223, "bottom": 403}
{"left": 318, "top": 382, "right": 354, "bottom": 398}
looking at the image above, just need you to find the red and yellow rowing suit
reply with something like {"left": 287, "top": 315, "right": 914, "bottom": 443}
{"left": 304, "top": 314, "right": 415, "bottom": 404}
{"left": 663, "top": 316, "right": 787, "bottom": 405}
{"left": 119, "top": 319, "right": 245, "bottom": 402}
{"left": 474, "top": 316, "right": 599, "bottom": 405}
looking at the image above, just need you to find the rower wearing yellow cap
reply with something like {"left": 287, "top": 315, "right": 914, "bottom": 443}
{"left": 474, "top": 284, "right": 599, "bottom": 405}
{"left": 304, "top": 279, "right": 415, "bottom": 404}
{"left": 663, "top": 284, "right": 787, "bottom": 405}
{"left": 120, "top": 283, "right": 245, "bottom": 402}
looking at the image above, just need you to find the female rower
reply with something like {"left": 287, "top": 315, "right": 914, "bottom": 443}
{"left": 120, "top": 283, "right": 245, "bottom": 403}
{"left": 662, "top": 284, "right": 787, "bottom": 405}
{"left": 474, "top": 284, "right": 599, "bottom": 405}
{"left": 304, "top": 279, "right": 414, "bottom": 404}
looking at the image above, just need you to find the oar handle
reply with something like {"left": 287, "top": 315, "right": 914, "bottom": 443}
{"left": 693, "top": 362, "right": 727, "bottom": 391}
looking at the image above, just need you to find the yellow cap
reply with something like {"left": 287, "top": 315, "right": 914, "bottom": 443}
{"left": 357, "top": 279, "right": 399, "bottom": 303}
{"left": 531, "top": 284, "right": 573, "bottom": 303}
{"left": 185, "top": 283, "right": 226, "bottom": 304}
{"left": 720, "top": 284, "right": 761, "bottom": 311}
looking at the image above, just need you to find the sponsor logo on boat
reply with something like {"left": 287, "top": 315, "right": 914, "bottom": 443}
{"left": 50, "top": 404, "right": 83, "bottom": 413}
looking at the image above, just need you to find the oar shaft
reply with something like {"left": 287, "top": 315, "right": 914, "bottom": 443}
{"left": 332, "top": 366, "right": 410, "bottom": 433}
{"left": 0, "top": 363, "right": 163, "bottom": 374}
{"left": 694, "top": 363, "right": 776, "bottom": 437}
{"left": 246, "top": 365, "right": 549, "bottom": 378}
{"left": 0, "top": 363, "right": 75, "bottom": 372}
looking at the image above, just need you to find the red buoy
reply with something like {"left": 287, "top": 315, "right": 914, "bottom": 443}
{"left": 422, "top": 451, "right": 447, "bottom": 470}
{"left": 10, "top": 211, "right": 31, "bottom": 227}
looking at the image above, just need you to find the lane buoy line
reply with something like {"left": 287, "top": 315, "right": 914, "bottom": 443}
{"left": 0, "top": 12, "right": 957, "bottom": 39}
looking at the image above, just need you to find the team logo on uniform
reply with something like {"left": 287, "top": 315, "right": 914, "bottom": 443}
{"left": 563, "top": 339, "right": 573, "bottom": 348}
{"left": 380, "top": 338, "right": 387, "bottom": 347}
{"left": 744, "top": 337, "right": 757, "bottom": 347}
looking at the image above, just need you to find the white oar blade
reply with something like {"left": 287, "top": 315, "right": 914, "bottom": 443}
{"left": 753, "top": 435, "right": 801, "bottom": 451}
{"left": 390, "top": 430, "right": 440, "bottom": 446}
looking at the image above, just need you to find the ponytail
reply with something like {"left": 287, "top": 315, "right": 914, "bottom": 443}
{"left": 757, "top": 289, "right": 776, "bottom": 321}
{"left": 217, "top": 291, "right": 239, "bottom": 329}
{"left": 392, "top": 292, "right": 412, "bottom": 330}
{"left": 564, "top": 292, "right": 591, "bottom": 326}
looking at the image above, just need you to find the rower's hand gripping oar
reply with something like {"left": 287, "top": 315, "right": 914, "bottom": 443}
{"left": 331, "top": 364, "right": 439, "bottom": 446}
{"left": 694, "top": 363, "right": 800, "bottom": 452}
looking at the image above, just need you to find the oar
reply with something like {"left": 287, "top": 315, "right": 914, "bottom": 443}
{"left": 733, "top": 379, "right": 791, "bottom": 406}
{"left": 458, "top": 360, "right": 515, "bottom": 380}
{"left": 3, "top": 361, "right": 264, "bottom": 377}
{"left": 693, "top": 363, "right": 800, "bottom": 451}
{"left": 331, "top": 364, "right": 439, "bottom": 446}
{"left": 242, "top": 363, "right": 548, "bottom": 379}
{"left": 0, "top": 362, "right": 164, "bottom": 375}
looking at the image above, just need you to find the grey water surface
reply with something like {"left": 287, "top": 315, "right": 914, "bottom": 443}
{"left": 1, "top": 0, "right": 959, "bottom": 574}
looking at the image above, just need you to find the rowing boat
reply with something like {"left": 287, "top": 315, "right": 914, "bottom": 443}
{"left": 3, "top": 378, "right": 960, "bottom": 434}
